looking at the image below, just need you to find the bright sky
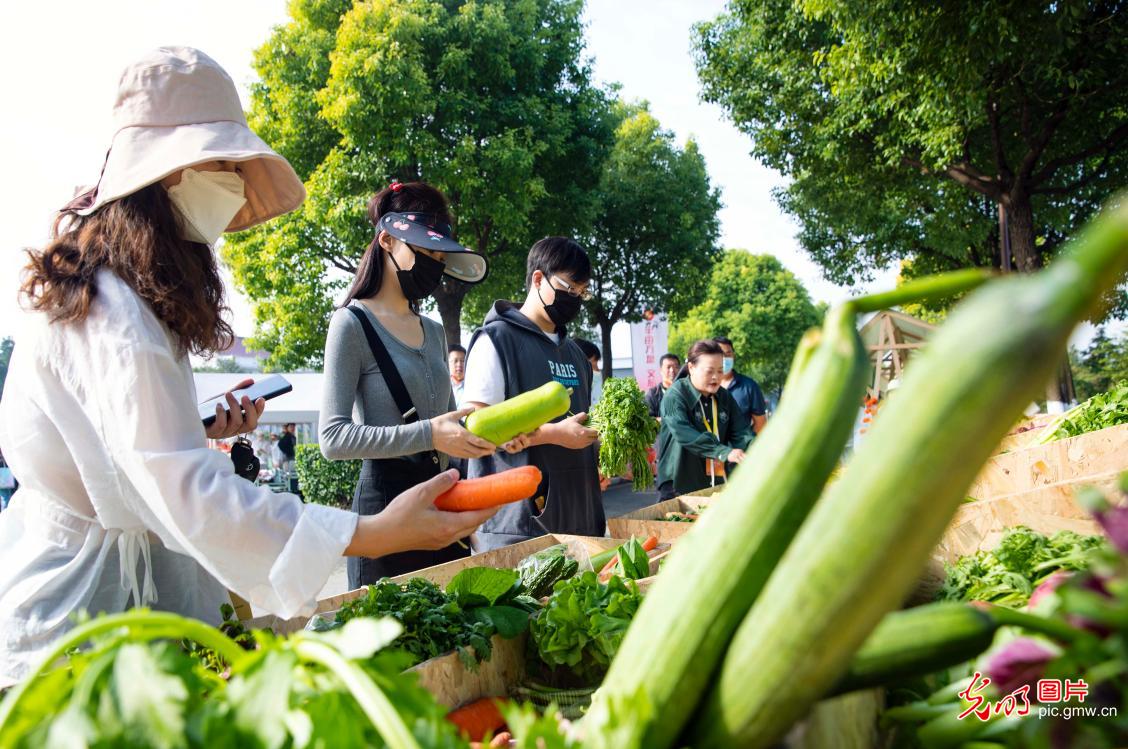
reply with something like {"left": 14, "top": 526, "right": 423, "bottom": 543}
{"left": 0, "top": 0, "right": 1107, "bottom": 354}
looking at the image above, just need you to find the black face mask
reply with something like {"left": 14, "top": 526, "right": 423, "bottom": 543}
{"left": 537, "top": 278, "right": 584, "bottom": 327}
{"left": 391, "top": 248, "right": 446, "bottom": 300}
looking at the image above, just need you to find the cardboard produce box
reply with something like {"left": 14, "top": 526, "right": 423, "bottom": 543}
{"left": 607, "top": 494, "right": 712, "bottom": 541}
{"left": 409, "top": 633, "right": 528, "bottom": 710}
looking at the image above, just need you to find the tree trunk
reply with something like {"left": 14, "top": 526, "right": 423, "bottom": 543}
{"left": 1001, "top": 193, "right": 1075, "bottom": 407}
{"left": 1004, "top": 193, "right": 1039, "bottom": 273}
{"left": 433, "top": 278, "right": 469, "bottom": 346}
{"left": 599, "top": 316, "right": 615, "bottom": 381}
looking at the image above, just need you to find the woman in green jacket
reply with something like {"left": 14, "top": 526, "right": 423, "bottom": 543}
{"left": 656, "top": 340, "right": 754, "bottom": 500}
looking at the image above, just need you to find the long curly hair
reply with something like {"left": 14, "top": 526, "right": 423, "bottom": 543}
{"left": 20, "top": 183, "right": 234, "bottom": 356}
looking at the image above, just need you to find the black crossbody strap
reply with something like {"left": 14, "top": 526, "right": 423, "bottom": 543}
{"left": 347, "top": 305, "right": 420, "bottom": 424}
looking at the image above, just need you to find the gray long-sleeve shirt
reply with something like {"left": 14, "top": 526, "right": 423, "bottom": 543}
{"left": 319, "top": 303, "right": 455, "bottom": 463}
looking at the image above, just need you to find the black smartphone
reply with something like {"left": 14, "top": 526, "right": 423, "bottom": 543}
{"left": 199, "top": 375, "right": 293, "bottom": 427}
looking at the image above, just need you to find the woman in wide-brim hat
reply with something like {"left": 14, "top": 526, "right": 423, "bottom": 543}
{"left": 0, "top": 47, "right": 496, "bottom": 686}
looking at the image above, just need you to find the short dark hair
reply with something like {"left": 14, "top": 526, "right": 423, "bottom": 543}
{"left": 713, "top": 336, "right": 734, "bottom": 350}
{"left": 447, "top": 343, "right": 466, "bottom": 355}
{"left": 574, "top": 338, "right": 601, "bottom": 361}
{"left": 687, "top": 339, "right": 724, "bottom": 364}
{"left": 526, "top": 237, "right": 591, "bottom": 288}
{"left": 660, "top": 353, "right": 681, "bottom": 366}
{"left": 284, "top": 422, "right": 296, "bottom": 429}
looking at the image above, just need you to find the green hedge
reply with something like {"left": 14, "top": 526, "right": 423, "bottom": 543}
{"left": 294, "top": 444, "right": 360, "bottom": 509}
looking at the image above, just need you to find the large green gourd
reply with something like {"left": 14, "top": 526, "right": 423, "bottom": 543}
{"left": 687, "top": 198, "right": 1128, "bottom": 748}
{"left": 464, "top": 381, "right": 571, "bottom": 446}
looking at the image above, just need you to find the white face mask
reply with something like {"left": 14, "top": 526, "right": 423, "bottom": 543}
{"left": 722, "top": 356, "right": 735, "bottom": 375}
{"left": 166, "top": 168, "right": 247, "bottom": 245}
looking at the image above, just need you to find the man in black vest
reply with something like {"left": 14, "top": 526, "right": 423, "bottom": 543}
{"left": 462, "top": 237, "right": 602, "bottom": 550}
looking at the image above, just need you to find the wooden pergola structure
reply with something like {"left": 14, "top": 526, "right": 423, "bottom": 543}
{"left": 859, "top": 310, "right": 935, "bottom": 399}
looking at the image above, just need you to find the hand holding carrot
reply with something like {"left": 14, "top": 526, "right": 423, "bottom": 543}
{"left": 344, "top": 469, "right": 497, "bottom": 559}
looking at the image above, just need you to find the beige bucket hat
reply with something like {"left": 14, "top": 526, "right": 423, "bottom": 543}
{"left": 65, "top": 46, "right": 304, "bottom": 231}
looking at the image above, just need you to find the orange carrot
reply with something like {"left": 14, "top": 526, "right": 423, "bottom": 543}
{"left": 434, "top": 466, "right": 542, "bottom": 512}
{"left": 598, "top": 535, "right": 659, "bottom": 576}
{"left": 447, "top": 697, "right": 508, "bottom": 741}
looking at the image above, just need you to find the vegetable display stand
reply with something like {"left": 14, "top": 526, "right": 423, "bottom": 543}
{"left": 246, "top": 534, "right": 623, "bottom": 635}
{"left": 607, "top": 495, "right": 713, "bottom": 541}
{"left": 969, "top": 421, "right": 1128, "bottom": 499}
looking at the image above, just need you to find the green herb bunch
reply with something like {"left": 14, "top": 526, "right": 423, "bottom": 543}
{"left": 589, "top": 378, "right": 659, "bottom": 491}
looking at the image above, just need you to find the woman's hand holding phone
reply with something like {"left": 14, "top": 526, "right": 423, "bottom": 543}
{"left": 204, "top": 378, "right": 266, "bottom": 439}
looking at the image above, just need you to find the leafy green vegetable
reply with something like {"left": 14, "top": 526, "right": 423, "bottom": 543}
{"left": 589, "top": 377, "right": 660, "bottom": 491}
{"left": 1038, "top": 380, "right": 1128, "bottom": 443}
{"left": 446, "top": 566, "right": 521, "bottom": 608}
{"left": 614, "top": 538, "right": 652, "bottom": 580}
{"left": 530, "top": 571, "right": 643, "bottom": 686}
{"left": 335, "top": 574, "right": 534, "bottom": 670}
{"left": 0, "top": 611, "right": 468, "bottom": 749}
{"left": 939, "top": 526, "right": 1106, "bottom": 607}
{"left": 335, "top": 578, "right": 493, "bottom": 669}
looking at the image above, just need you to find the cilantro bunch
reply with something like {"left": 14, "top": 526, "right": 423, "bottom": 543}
{"left": 589, "top": 378, "right": 659, "bottom": 491}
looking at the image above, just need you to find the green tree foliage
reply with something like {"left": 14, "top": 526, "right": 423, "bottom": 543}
{"left": 224, "top": 0, "right": 615, "bottom": 369}
{"left": 694, "top": 0, "right": 1128, "bottom": 295}
{"left": 294, "top": 443, "right": 360, "bottom": 508}
{"left": 668, "top": 251, "right": 821, "bottom": 398}
{"left": 0, "top": 337, "right": 13, "bottom": 402}
{"left": 585, "top": 103, "right": 723, "bottom": 378}
{"left": 1071, "top": 327, "right": 1128, "bottom": 401}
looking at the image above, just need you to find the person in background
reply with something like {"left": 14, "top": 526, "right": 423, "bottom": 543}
{"left": 645, "top": 353, "right": 681, "bottom": 421}
{"left": 714, "top": 336, "right": 768, "bottom": 434}
{"left": 462, "top": 237, "right": 602, "bottom": 550}
{"left": 656, "top": 340, "right": 754, "bottom": 500}
{"left": 278, "top": 422, "right": 297, "bottom": 465}
{"left": 574, "top": 338, "right": 603, "bottom": 405}
{"left": 320, "top": 180, "right": 497, "bottom": 587}
{"left": 448, "top": 344, "right": 467, "bottom": 408}
{"left": 0, "top": 48, "right": 498, "bottom": 688}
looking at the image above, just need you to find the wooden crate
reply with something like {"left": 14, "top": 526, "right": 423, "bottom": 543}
{"left": 248, "top": 533, "right": 622, "bottom": 635}
{"left": 935, "top": 473, "right": 1120, "bottom": 565}
{"left": 970, "top": 422, "right": 1128, "bottom": 499}
{"left": 607, "top": 495, "right": 712, "bottom": 541}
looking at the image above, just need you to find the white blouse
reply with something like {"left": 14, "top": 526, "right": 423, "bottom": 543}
{"left": 0, "top": 269, "right": 358, "bottom": 686}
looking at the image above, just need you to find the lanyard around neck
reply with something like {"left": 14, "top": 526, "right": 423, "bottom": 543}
{"left": 699, "top": 396, "right": 719, "bottom": 438}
